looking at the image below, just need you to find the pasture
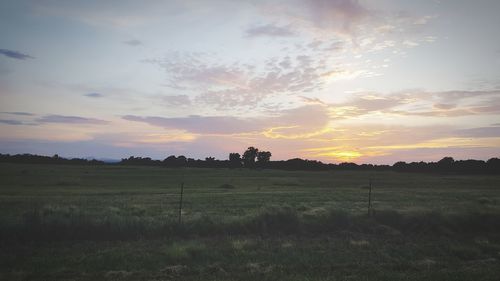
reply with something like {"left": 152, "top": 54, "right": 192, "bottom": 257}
{"left": 1, "top": 163, "right": 500, "bottom": 280}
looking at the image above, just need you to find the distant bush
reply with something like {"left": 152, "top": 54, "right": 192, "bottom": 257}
{"left": 219, "top": 184, "right": 235, "bottom": 189}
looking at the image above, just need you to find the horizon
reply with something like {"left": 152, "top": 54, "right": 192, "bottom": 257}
{"left": 1, "top": 0, "right": 500, "bottom": 165}
{"left": 2, "top": 151, "right": 498, "bottom": 167}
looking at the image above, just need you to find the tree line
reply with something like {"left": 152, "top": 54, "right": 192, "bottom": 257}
{"left": 1, "top": 148, "right": 499, "bottom": 174}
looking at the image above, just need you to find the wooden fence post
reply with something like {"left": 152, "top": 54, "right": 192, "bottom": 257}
{"left": 178, "top": 182, "right": 184, "bottom": 224}
{"left": 367, "top": 178, "right": 372, "bottom": 216}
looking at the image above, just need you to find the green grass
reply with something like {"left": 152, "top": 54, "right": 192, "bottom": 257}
{"left": 1, "top": 163, "right": 500, "bottom": 280}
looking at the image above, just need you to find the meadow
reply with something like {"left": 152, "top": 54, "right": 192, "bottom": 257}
{"left": 1, "top": 162, "right": 500, "bottom": 280}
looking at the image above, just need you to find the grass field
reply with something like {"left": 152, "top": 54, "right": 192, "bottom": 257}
{"left": 1, "top": 163, "right": 500, "bottom": 280}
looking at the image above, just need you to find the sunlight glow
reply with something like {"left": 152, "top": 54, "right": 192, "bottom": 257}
{"left": 315, "top": 150, "right": 363, "bottom": 162}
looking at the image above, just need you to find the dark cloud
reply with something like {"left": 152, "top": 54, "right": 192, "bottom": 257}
{"left": 0, "top": 112, "right": 38, "bottom": 125}
{"left": 1, "top": 111, "right": 35, "bottom": 116}
{"left": 0, "top": 49, "right": 34, "bottom": 60}
{"left": 0, "top": 118, "right": 37, "bottom": 126}
{"left": 123, "top": 39, "right": 142, "bottom": 46}
{"left": 0, "top": 119, "right": 24, "bottom": 125}
{"left": 36, "top": 115, "right": 109, "bottom": 125}
{"left": 245, "top": 24, "right": 296, "bottom": 37}
{"left": 83, "top": 92, "right": 104, "bottom": 98}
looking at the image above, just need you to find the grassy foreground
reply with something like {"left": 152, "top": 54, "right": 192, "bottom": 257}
{"left": 1, "top": 163, "right": 500, "bottom": 280}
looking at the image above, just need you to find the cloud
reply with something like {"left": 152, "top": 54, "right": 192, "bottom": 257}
{"left": 36, "top": 115, "right": 109, "bottom": 125}
{"left": 433, "top": 103, "right": 456, "bottom": 110}
{"left": 454, "top": 126, "right": 500, "bottom": 138}
{"left": 123, "top": 115, "right": 261, "bottom": 134}
{"left": 161, "top": 95, "right": 191, "bottom": 106}
{"left": 0, "top": 112, "right": 37, "bottom": 125}
{"left": 123, "top": 39, "right": 142, "bottom": 46}
{"left": 299, "top": 96, "right": 327, "bottom": 105}
{"left": 257, "top": 0, "right": 372, "bottom": 38}
{"left": 327, "top": 89, "right": 500, "bottom": 119}
{"left": 298, "top": 122, "right": 500, "bottom": 163}
{"left": 150, "top": 2, "right": 437, "bottom": 111}
{"left": 245, "top": 24, "right": 296, "bottom": 37}
{"left": 151, "top": 52, "right": 342, "bottom": 109}
{"left": 123, "top": 104, "right": 329, "bottom": 135}
{"left": 0, "top": 118, "right": 38, "bottom": 126}
{"left": 0, "top": 49, "right": 34, "bottom": 60}
{"left": 83, "top": 92, "right": 104, "bottom": 98}
{"left": 1, "top": 111, "right": 35, "bottom": 116}
{"left": 254, "top": 0, "right": 436, "bottom": 56}
{"left": 299, "top": 0, "right": 368, "bottom": 32}
{"left": 0, "top": 119, "right": 24, "bottom": 125}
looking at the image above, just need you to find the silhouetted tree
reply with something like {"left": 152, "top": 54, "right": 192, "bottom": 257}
{"left": 393, "top": 161, "right": 407, "bottom": 172}
{"left": 163, "top": 155, "right": 177, "bottom": 167}
{"left": 242, "top": 147, "right": 258, "bottom": 168}
{"left": 0, "top": 153, "right": 105, "bottom": 165}
{"left": 438, "top": 157, "right": 454, "bottom": 166}
{"left": 229, "top": 153, "right": 242, "bottom": 168}
{"left": 436, "top": 157, "right": 455, "bottom": 173}
{"left": 256, "top": 151, "right": 272, "bottom": 167}
{"left": 177, "top": 155, "right": 187, "bottom": 167}
{"left": 487, "top": 157, "right": 500, "bottom": 173}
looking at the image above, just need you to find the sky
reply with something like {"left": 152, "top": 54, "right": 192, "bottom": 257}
{"left": 1, "top": 0, "right": 499, "bottom": 164}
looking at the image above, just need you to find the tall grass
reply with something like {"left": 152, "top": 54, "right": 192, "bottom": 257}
{"left": 2, "top": 205, "right": 500, "bottom": 241}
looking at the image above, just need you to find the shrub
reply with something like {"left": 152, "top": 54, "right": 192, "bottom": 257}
{"left": 247, "top": 205, "right": 300, "bottom": 234}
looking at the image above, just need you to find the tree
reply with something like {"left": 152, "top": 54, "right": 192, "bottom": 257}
{"left": 393, "top": 161, "right": 407, "bottom": 171}
{"left": 177, "top": 155, "right": 187, "bottom": 167}
{"left": 438, "top": 157, "right": 454, "bottom": 166}
{"left": 229, "top": 153, "right": 242, "bottom": 168}
{"left": 256, "top": 151, "right": 272, "bottom": 166}
{"left": 163, "top": 155, "right": 177, "bottom": 167}
{"left": 437, "top": 156, "right": 454, "bottom": 172}
{"left": 242, "top": 147, "right": 258, "bottom": 168}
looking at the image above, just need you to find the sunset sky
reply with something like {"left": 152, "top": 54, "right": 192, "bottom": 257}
{"left": 1, "top": 0, "right": 499, "bottom": 164}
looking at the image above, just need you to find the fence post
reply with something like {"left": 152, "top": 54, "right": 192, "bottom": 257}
{"left": 367, "top": 178, "right": 372, "bottom": 216}
{"left": 178, "top": 182, "right": 184, "bottom": 224}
